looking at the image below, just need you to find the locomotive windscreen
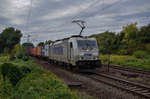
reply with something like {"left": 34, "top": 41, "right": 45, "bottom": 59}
{"left": 77, "top": 40, "right": 97, "bottom": 48}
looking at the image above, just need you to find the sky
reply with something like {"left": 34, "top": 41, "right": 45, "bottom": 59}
{"left": 0, "top": 0, "right": 150, "bottom": 45}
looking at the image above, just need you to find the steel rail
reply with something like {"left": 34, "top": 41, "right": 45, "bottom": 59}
{"left": 88, "top": 73, "right": 150, "bottom": 99}
{"left": 102, "top": 64, "right": 150, "bottom": 75}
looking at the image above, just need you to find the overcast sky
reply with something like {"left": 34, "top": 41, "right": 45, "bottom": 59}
{"left": 0, "top": 0, "right": 150, "bottom": 45}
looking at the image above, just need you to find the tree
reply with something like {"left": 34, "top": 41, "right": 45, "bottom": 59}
{"left": 22, "top": 42, "right": 34, "bottom": 48}
{"left": 22, "top": 42, "right": 34, "bottom": 55}
{"left": 121, "top": 23, "right": 139, "bottom": 54}
{"left": 91, "top": 31, "right": 117, "bottom": 54}
{"left": 45, "top": 40, "right": 52, "bottom": 44}
{"left": 137, "top": 24, "right": 150, "bottom": 43}
{"left": 11, "top": 44, "right": 25, "bottom": 58}
{"left": 122, "top": 23, "right": 138, "bottom": 43}
{"left": 37, "top": 42, "right": 44, "bottom": 46}
{"left": 0, "top": 27, "right": 22, "bottom": 53}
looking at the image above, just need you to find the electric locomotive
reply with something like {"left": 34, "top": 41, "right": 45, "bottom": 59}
{"left": 49, "top": 35, "right": 101, "bottom": 70}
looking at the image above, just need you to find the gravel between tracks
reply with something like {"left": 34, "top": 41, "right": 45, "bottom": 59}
{"left": 33, "top": 57, "right": 146, "bottom": 99}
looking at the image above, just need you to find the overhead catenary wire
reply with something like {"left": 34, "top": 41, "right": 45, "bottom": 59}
{"left": 25, "top": 0, "right": 33, "bottom": 30}
{"left": 24, "top": 0, "right": 33, "bottom": 43}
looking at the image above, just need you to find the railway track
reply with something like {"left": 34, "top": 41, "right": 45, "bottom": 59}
{"left": 102, "top": 64, "right": 150, "bottom": 75}
{"left": 88, "top": 73, "right": 150, "bottom": 99}
{"left": 35, "top": 58, "right": 150, "bottom": 98}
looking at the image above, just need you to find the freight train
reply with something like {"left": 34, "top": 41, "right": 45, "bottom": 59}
{"left": 28, "top": 35, "right": 101, "bottom": 70}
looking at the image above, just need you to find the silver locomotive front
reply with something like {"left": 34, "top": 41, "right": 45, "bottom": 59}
{"left": 75, "top": 37, "right": 101, "bottom": 69}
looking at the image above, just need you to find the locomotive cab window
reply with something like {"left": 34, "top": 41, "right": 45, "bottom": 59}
{"left": 77, "top": 40, "right": 97, "bottom": 48}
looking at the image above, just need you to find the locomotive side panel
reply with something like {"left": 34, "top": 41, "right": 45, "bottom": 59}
{"left": 48, "top": 44, "right": 52, "bottom": 60}
{"left": 41, "top": 46, "right": 45, "bottom": 57}
{"left": 51, "top": 41, "right": 66, "bottom": 63}
{"left": 48, "top": 40, "right": 70, "bottom": 64}
{"left": 44, "top": 44, "right": 49, "bottom": 57}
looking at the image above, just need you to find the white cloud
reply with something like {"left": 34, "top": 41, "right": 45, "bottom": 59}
{"left": 11, "top": 0, "right": 30, "bottom": 9}
{"left": 10, "top": 18, "right": 25, "bottom": 25}
{"left": 41, "top": 0, "right": 99, "bottom": 20}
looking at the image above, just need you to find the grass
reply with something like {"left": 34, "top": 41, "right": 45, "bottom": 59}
{"left": 0, "top": 56, "right": 85, "bottom": 99}
{"left": 100, "top": 54, "right": 150, "bottom": 70}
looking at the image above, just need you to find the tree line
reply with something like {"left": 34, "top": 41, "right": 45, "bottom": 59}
{"left": 91, "top": 23, "right": 150, "bottom": 56}
{"left": 1, "top": 23, "right": 150, "bottom": 57}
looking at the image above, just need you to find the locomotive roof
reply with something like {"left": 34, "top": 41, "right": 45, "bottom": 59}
{"left": 52, "top": 35, "right": 92, "bottom": 43}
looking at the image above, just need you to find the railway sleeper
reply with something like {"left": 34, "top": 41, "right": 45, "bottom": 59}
{"left": 137, "top": 90, "right": 149, "bottom": 93}
{"left": 142, "top": 92, "right": 150, "bottom": 95}
{"left": 131, "top": 88, "right": 144, "bottom": 91}
{"left": 128, "top": 86, "right": 138, "bottom": 90}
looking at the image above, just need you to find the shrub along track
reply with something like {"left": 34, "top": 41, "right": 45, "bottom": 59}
{"left": 87, "top": 72, "right": 150, "bottom": 99}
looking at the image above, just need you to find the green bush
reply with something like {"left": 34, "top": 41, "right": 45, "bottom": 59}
{"left": 133, "top": 50, "right": 148, "bottom": 59}
{"left": 23, "top": 56, "right": 29, "bottom": 61}
{"left": 0, "top": 56, "right": 10, "bottom": 62}
{"left": 1, "top": 63, "right": 11, "bottom": 80}
{"left": 99, "top": 47, "right": 109, "bottom": 54}
{"left": 20, "top": 66, "right": 31, "bottom": 75}
{"left": 11, "top": 44, "right": 26, "bottom": 59}
{"left": 118, "top": 49, "right": 129, "bottom": 55}
{"left": 1, "top": 63, "right": 23, "bottom": 86}
{"left": 100, "top": 54, "right": 150, "bottom": 70}
{"left": 145, "top": 43, "right": 150, "bottom": 52}
{"left": 9, "top": 55, "right": 16, "bottom": 61}
{"left": 16, "top": 51, "right": 24, "bottom": 59}
{"left": 0, "top": 57, "right": 85, "bottom": 99}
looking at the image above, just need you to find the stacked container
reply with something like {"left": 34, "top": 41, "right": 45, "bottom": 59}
{"left": 37, "top": 46, "right": 42, "bottom": 57}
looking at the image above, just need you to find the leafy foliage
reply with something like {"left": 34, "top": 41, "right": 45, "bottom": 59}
{"left": 145, "top": 43, "right": 150, "bottom": 52}
{"left": 22, "top": 43, "right": 34, "bottom": 48}
{"left": 91, "top": 23, "right": 150, "bottom": 55}
{"left": 45, "top": 40, "right": 53, "bottom": 44}
{"left": 20, "top": 66, "right": 31, "bottom": 75}
{"left": 1, "top": 63, "right": 11, "bottom": 80}
{"left": 0, "top": 56, "right": 84, "bottom": 99}
{"left": 91, "top": 31, "right": 117, "bottom": 54}
{"left": 133, "top": 50, "right": 148, "bottom": 59}
{"left": 100, "top": 55, "right": 150, "bottom": 70}
{"left": 118, "top": 49, "right": 129, "bottom": 55}
{"left": 11, "top": 44, "right": 26, "bottom": 59}
{"left": 122, "top": 23, "right": 138, "bottom": 43}
{"left": 0, "top": 56, "right": 10, "bottom": 63}
{"left": 0, "top": 27, "right": 22, "bottom": 53}
{"left": 37, "top": 42, "right": 44, "bottom": 46}
{"left": 23, "top": 56, "right": 29, "bottom": 61}
{"left": 1, "top": 63, "right": 23, "bottom": 86}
